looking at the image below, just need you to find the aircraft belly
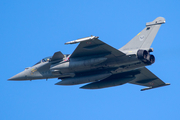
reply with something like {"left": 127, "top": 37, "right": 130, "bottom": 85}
{"left": 54, "top": 57, "right": 145, "bottom": 76}
{"left": 50, "top": 57, "right": 107, "bottom": 70}
{"left": 50, "top": 54, "right": 143, "bottom": 74}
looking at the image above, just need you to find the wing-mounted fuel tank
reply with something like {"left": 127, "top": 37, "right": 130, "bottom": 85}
{"left": 137, "top": 48, "right": 155, "bottom": 65}
{"left": 80, "top": 70, "right": 139, "bottom": 89}
{"left": 81, "top": 76, "right": 135, "bottom": 89}
{"left": 55, "top": 72, "right": 112, "bottom": 85}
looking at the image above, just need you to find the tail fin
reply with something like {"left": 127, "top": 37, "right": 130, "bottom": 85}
{"left": 120, "top": 17, "right": 165, "bottom": 53}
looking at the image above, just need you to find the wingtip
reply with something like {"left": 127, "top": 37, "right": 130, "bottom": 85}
{"left": 141, "top": 83, "right": 170, "bottom": 91}
{"left": 165, "top": 83, "right": 170, "bottom": 85}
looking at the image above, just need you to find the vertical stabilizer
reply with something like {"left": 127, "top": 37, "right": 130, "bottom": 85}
{"left": 120, "top": 17, "right": 165, "bottom": 53}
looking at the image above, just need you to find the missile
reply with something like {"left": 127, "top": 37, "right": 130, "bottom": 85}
{"left": 50, "top": 57, "right": 107, "bottom": 70}
{"left": 65, "top": 36, "right": 99, "bottom": 45}
{"left": 55, "top": 73, "right": 112, "bottom": 85}
{"left": 80, "top": 76, "right": 135, "bottom": 89}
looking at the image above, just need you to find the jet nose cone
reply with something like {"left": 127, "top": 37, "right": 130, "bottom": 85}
{"left": 8, "top": 71, "right": 27, "bottom": 81}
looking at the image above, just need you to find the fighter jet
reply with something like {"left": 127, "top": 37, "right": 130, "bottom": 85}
{"left": 9, "top": 17, "right": 170, "bottom": 91}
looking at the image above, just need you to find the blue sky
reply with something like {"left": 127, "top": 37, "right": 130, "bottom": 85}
{"left": 1, "top": 0, "right": 180, "bottom": 120}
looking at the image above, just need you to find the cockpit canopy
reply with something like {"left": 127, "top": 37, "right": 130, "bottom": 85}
{"left": 33, "top": 56, "right": 52, "bottom": 66}
{"left": 42, "top": 56, "right": 52, "bottom": 62}
{"left": 33, "top": 54, "right": 70, "bottom": 66}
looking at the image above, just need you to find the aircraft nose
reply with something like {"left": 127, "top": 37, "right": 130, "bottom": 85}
{"left": 8, "top": 71, "right": 27, "bottom": 81}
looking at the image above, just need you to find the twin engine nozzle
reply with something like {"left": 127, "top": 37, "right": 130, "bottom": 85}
{"left": 137, "top": 49, "right": 155, "bottom": 65}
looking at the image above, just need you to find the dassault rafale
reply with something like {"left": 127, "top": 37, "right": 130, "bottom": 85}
{"left": 9, "top": 17, "right": 170, "bottom": 91}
